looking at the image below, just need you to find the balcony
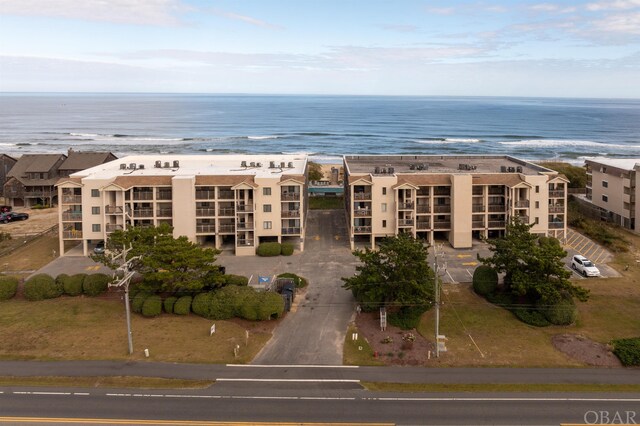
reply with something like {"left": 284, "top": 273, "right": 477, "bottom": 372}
{"left": 488, "top": 204, "right": 506, "bottom": 212}
{"left": 282, "top": 193, "right": 301, "bottom": 201}
{"left": 219, "top": 190, "right": 234, "bottom": 200}
{"left": 218, "top": 208, "right": 235, "bottom": 217}
{"left": 472, "top": 220, "right": 485, "bottom": 228}
{"left": 417, "top": 189, "right": 430, "bottom": 196}
{"left": 549, "top": 222, "right": 564, "bottom": 229}
{"left": 433, "top": 205, "right": 451, "bottom": 214}
{"left": 514, "top": 200, "right": 530, "bottom": 208}
{"left": 472, "top": 204, "right": 485, "bottom": 213}
{"left": 549, "top": 190, "right": 565, "bottom": 198}
{"left": 283, "top": 227, "right": 301, "bottom": 235}
{"left": 156, "top": 209, "right": 172, "bottom": 217}
{"left": 398, "top": 219, "right": 414, "bottom": 227}
{"left": 196, "top": 208, "right": 216, "bottom": 217}
{"left": 132, "top": 192, "right": 153, "bottom": 201}
{"left": 196, "top": 190, "right": 216, "bottom": 200}
{"left": 237, "top": 222, "right": 254, "bottom": 230}
{"left": 196, "top": 224, "right": 216, "bottom": 233}
{"left": 488, "top": 187, "right": 505, "bottom": 195}
{"left": 398, "top": 202, "right": 414, "bottom": 210}
{"left": 105, "top": 205, "right": 124, "bottom": 215}
{"left": 133, "top": 209, "right": 153, "bottom": 218}
{"left": 62, "top": 195, "right": 82, "bottom": 204}
{"left": 516, "top": 215, "right": 529, "bottom": 224}
{"left": 236, "top": 204, "right": 254, "bottom": 213}
{"left": 353, "top": 192, "right": 371, "bottom": 201}
{"left": 472, "top": 187, "right": 484, "bottom": 196}
{"left": 156, "top": 191, "right": 172, "bottom": 200}
{"left": 218, "top": 224, "right": 235, "bottom": 233}
{"left": 354, "top": 209, "right": 371, "bottom": 217}
{"left": 282, "top": 210, "right": 300, "bottom": 218}
{"left": 488, "top": 221, "right": 506, "bottom": 228}
{"left": 62, "top": 230, "right": 83, "bottom": 239}
{"left": 353, "top": 226, "right": 372, "bottom": 234}
{"left": 433, "top": 221, "right": 451, "bottom": 229}
{"left": 416, "top": 220, "right": 431, "bottom": 230}
{"left": 434, "top": 188, "right": 451, "bottom": 196}
{"left": 549, "top": 205, "right": 565, "bottom": 213}
{"left": 416, "top": 204, "right": 430, "bottom": 214}
{"left": 62, "top": 211, "right": 82, "bottom": 221}
{"left": 237, "top": 239, "right": 255, "bottom": 247}
{"left": 106, "top": 223, "right": 123, "bottom": 233}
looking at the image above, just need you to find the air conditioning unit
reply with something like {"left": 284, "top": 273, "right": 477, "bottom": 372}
{"left": 288, "top": 162, "right": 293, "bottom": 168}
{"left": 374, "top": 166, "right": 381, "bottom": 174}
{"left": 516, "top": 166, "right": 523, "bottom": 173}
{"left": 241, "top": 160, "right": 247, "bottom": 168}
{"left": 173, "top": 160, "right": 179, "bottom": 168}
{"left": 388, "top": 167, "right": 395, "bottom": 174}
{"left": 138, "top": 164, "right": 145, "bottom": 169}
{"left": 257, "top": 162, "right": 262, "bottom": 167}
{"left": 269, "top": 161, "right": 275, "bottom": 168}
{"left": 250, "top": 162, "right": 256, "bottom": 167}
{"left": 409, "top": 164, "right": 416, "bottom": 170}
{"left": 129, "top": 163, "right": 136, "bottom": 170}
{"left": 164, "top": 162, "right": 170, "bottom": 168}
{"left": 280, "top": 161, "right": 286, "bottom": 168}
{"left": 119, "top": 164, "right": 127, "bottom": 170}
{"left": 155, "top": 160, "right": 162, "bottom": 168}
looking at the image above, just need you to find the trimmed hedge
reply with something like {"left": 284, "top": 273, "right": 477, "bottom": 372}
{"left": 132, "top": 292, "right": 151, "bottom": 314}
{"left": 173, "top": 295, "right": 192, "bottom": 315}
{"left": 277, "top": 273, "right": 308, "bottom": 288}
{"left": 472, "top": 265, "right": 498, "bottom": 297}
{"left": 190, "top": 286, "right": 285, "bottom": 321}
{"left": 163, "top": 296, "right": 177, "bottom": 314}
{"left": 224, "top": 274, "right": 249, "bottom": 286}
{"left": 281, "top": 243, "right": 294, "bottom": 256}
{"left": 82, "top": 273, "right": 110, "bottom": 297}
{"left": 142, "top": 295, "right": 163, "bottom": 317}
{"left": 191, "top": 292, "right": 214, "bottom": 317}
{"left": 543, "top": 297, "right": 577, "bottom": 326}
{"left": 611, "top": 338, "right": 640, "bottom": 366}
{"left": 257, "top": 291, "right": 285, "bottom": 320}
{"left": 63, "top": 274, "right": 86, "bottom": 296}
{"left": 23, "top": 274, "right": 62, "bottom": 301}
{"left": 512, "top": 307, "right": 551, "bottom": 327}
{"left": 0, "top": 276, "right": 19, "bottom": 300}
{"left": 256, "top": 242, "right": 281, "bottom": 257}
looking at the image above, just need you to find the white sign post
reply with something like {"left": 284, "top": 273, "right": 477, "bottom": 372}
{"left": 210, "top": 323, "right": 216, "bottom": 336}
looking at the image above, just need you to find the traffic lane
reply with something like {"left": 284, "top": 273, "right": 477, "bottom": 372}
{"left": 1, "top": 389, "right": 639, "bottom": 425}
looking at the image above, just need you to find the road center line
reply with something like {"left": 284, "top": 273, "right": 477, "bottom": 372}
{"left": 216, "top": 378, "right": 360, "bottom": 383}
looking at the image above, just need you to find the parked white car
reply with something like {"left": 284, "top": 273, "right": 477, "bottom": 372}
{"left": 571, "top": 255, "right": 600, "bottom": 277}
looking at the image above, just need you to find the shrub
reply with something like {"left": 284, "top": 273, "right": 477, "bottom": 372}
{"left": 23, "top": 274, "right": 61, "bottom": 301}
{"left": 256, "top": 291, "right": 285, "bottom": 320}
{"left": 191, "top": 292, "right": 214, "bottom": 317}
{"left": 163, "top": 296, "right": 177, "bottom": 314}
{"left": 238, "top": 292, "right": 261, "bottom": 321}
{"left": 0, "top": 276, "right": 19, "bottom": 300}
{"left": 543, "top": 297, "right": 577, "bottom": 326}
{"left": 82, "top": 273, "right": 110, "bottom": 296}
{"left": 511, "top": 307, "right": 550, "bottom": 327}
{"left": 277, "top": 272, "right": 308, "bottom": 288}
{"left": 281, "top": 243, "right": 294, "bottom": 256}
{"left": 473, "top": 265, "right": 498, "bottom": 297}
{"left": 61, "top": 273, "right": 86, "bottom": 296}
{"left": 173, "top": 295, "right": 192, "bottom": 315}
{"left": 224, "top": 274, "right": 249, "bottom": 286}
{"left": 256, "top": 242, "right": 281, "bottom": 257}
{"left": 611, "top": 338, "right": 640, "bottom": 366}
{"left": 142, "top": 295, "right": 163, "bottom": 317}
{"left": 132, "top": 292, "right": 151, "bottom": 314}
{"left": 388, "top": 305, "right": 428, "bottom": 330}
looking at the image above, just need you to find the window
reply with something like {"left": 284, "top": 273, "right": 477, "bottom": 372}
{"left": 263, "top": 221, "right": 272, "bottom": 229}
{"left": 263, "top": 204, "right": 272, "bottom": 213}
{"left": 624, "top": 202, "right": 631, "bottom": 210}
{"left": 382, "top": 220, "right": 387, "bottom": 228}
{"left": 92, "top": 224, "right": 101, "bottom": 232}
{"left": 535, "top": 186, "right": 540, "bottom": 193}
{"left": 382, "top": 187, "right": 387, "bottom": 195}
{"left": 534, "top": 217, "right": 539, "bottom": 224}
{"left": 602, "top": 181, "right": 608, "bottom": 188}
{"left": 381, "top": 203, "right": 387, "bottom": 212}
{"left": 91, "top": 189, "right": 99, "bottom": 197}
{"left": 91, "top": 206, "right": 100, "bottom": 215}
{"left": 263, "top": 187, "right": 271, "bottom": 196}
{"left": 602, "top": 195, "right": 608, "bottom": 202}
{"left": 535, "top": 201, "right": 540, "bottom": 209}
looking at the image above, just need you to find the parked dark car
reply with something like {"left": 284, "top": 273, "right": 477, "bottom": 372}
{"left": 0, "top": 212, "right": 29, "bottom": 223}
{"left": 93, "top": 240, "right": 105, "bottom": 254}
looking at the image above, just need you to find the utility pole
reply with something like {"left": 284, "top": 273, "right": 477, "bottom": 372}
{"left": 109, "top": 245, "right": 141, "bottom": 355}
{"left": 433, "top": 244, "right": 446, "bottom": 358}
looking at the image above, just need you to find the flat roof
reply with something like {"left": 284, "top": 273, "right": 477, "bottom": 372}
{"left": 343, "top": 155, "right": 552, "bottom": 176}
{"left": 584, "top": 157, "right": 640, "bottom": 171}
{"left": 71, "top": 154, "right": 307, "bottom": 180}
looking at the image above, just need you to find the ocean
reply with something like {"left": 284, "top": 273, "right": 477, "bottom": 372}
{"left": 1, "top": 94, "right": 639, "bottom": 164}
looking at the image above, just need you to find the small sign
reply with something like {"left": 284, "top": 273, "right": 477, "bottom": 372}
{"left": 258, "top": 276, "right": 271, "bottom": 283}
{"left": 352, "top": 333, "right": 358, "bottom": 341}
{"left": 210, "top": 323, "right": 216, "bottom": 336}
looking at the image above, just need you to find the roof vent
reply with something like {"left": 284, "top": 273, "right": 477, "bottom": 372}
{"left": 129, "top": 163, "right": 137, "bottom": 170}
{"left": 120, "top": 163, "right": 127, "bottom": 170}
{"left": 155, "top": 160, "right": 162, "bottom": 168}
{"left": 173, "top": 160, "right": 179, "bottom": 168}
{"left": 241, "top": 160, "right": 247, "bottom": 168}
{"left": 164, "top": 162, "right": 170, "bottom": 168}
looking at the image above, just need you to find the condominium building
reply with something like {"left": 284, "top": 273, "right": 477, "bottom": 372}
{"left": 585, "top": 158, "right": 639, "bottom": 231}
{"left": 343, "top": 155, "right": 568, "bottom": 249}
{"left": 56, "top": 155, "right": 308, "bottom": 256}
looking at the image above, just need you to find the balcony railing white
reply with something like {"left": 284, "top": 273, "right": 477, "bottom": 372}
{"left": 196, "top": 208, "right": 216, "bottom": 217}
{"left": 353, "top": 192, "right": 371, "bottom": 200}
{"left": 282, "top": 210, "right": 300, "bottom": 218}
{"left": 282, "top": 227, "right": 301, "bottom": 235}
{"left": 282, "top": 193, "right": 301, "bottom": 201}
{"left": 196, "top": 224, "right": 216, "bottom": 233}
{"left": 549, "top": 190, "right": 565, "bottom": 198}
{"left": 514, "top": 200, "right": 530, "bottom": 208}
{"left": 62, "top": 195, "right": 82, "bottom": 204}
{"left": 62, "top": 211, "right": 82, "bottom": 221}
{"left": 488, "top": 221, "right": 506, "bottom": 228}
{"left": 353, "top": 226, "right": 372, "bottom": 233}
{"left": 398, "top": 219, "right": 414, "bottom": 227}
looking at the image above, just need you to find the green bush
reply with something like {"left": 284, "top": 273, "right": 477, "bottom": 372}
{"left": 173, "top": 295, "right": 192, "bottom": 315}
{"left": 132, "top": 292, "right": 151, "bottom": 314}
{"left": 543, "top": 297, "right": 577, "bottom": 326}
{"left": 281, "top": 243, "right": 294, "bottom": 256}
{"left": 191, "top": 292, "right": 214, "bottom": 317}
{"left": 142, "top": 295, "right": 163, "bottom": 317}
{"left": 256, "top": 242, "right": 281, "bottom": 257}
{"left": 388, "top": 305, "right": 428, "bottom": 330}
{"left": 224, "top": 274, "right": 249, "bottom": 286}
{"left": 62, "top": 274, "right": 86, "bottom": 296}
{"left": 257, "top": 291, "right": 285, "bottom": 320}
{"left": 611, "top": 338, "right": 640, "bottom": 366}
{"left": 82, "top": 273, "right": 110, "bottom": 297}
{"left": 163, "top": 296, "right": 177, "bottom": 314}
{"left": 23, "top": 274, "right": 61, "bottom": 301}
{"left": 238, "top": 292, "right": 261, "bottom": 321}
{"left": 277, "top": 272, "right": 308, "bottom": 288}
{"left": 0, "top": 276, "right": 19, "bottom": 300}
{"left": 511, "top": 307, "right": 551, "bottom": 327}
{"left": 472, "top": 265, "right": 498, "bottom": 297}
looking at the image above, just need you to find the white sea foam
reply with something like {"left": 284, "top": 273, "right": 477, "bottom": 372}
{"left": 445, "top": 138, "right": 481, "bottom": 143}
{"left": 414, "top": 138, "right": 481, "bottom": 144}
{"left": 248, "top": 135, "right": 279, "bottom": 140}
{"left": 500, "top": 139, "right": 640, "bottom": 149}
{"left": 282, "top": 151, "right": 318, "bottom": 156}
{"left": 0, "top": 143, "right": 15, "bottom": 146}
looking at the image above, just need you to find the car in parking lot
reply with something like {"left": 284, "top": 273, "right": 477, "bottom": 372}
{"left": 93, "top": 240, "right": 105, "bottom": 254}
{"left": 571, "top": 255, "right": 600, "bottom": 277}
{"left": 0, "top": 212, "right": 29, "bottom": 223}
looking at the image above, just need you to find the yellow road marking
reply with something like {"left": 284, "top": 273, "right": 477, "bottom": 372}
{"left": 456, "top": 254, "right": 471, "bottom": 258}
{"left": 462, "top": 262, "right": 477, "bottom": 266}
{"left": 0, "top": 418, "right": 392, "bottom": 426}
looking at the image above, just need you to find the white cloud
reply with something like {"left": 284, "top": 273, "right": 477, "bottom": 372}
{"left": 529, "top": 3, "right": 577, "bottom": 13}
{"left": 210, "top": 8, "right": 282, "bottom": 30}
{"left": 591, "top": 12, "right": 640, "bottom": 34}
{"left": 0, "top": 0, "right": 188, "bottom": 26}
{"left": 586, "top": 0, "right": 640, "bottom": 11}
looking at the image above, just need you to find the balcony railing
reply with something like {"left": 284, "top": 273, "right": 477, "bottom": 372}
{"left": 416, "top": 204, "right": 430, "bottom": 214}
{"left": 106, "top": 224, "right": 123, "bottom": 233}
{"left": 132, "top": 192, "right": 153, "bottom": 200}
{"left": 237, "top": 239, "right": 255, "bottom": 247}
{"left": 282, "top": 210, "right": 300, "bottom": 218}
{"left": 282, "top": 193, "right": 301, "bottom": 201}
{"left": 218, "top": 208, "right": 235, "bottom": 216}
{"left": 488, "top": 221, "right": 506, "bottom": 228}
{"left": 62, "top": 195, "right": 82, "bottom": 204}
{"left": 549, "top": 222, "right": 565, "bottom": 229}
{"left": 488, "top": 188, "right": 504, "bottom": 195}
{"left": 218, "top": 224, "right": 235, "bottom": 233}
{"left": 472, "top": 220, "right": 485, "bottom": 228}
{"left": 549, "top": 190, "right": 565, "bottom": 198}
{"left": 398, "top": 219, "right": 414, "bottom": 227}
{"left": 472, "top": 188, "right": 484, "bottom": 196}
{"left": 353, "top": 192, "right": 371, "bottom": 200}
{"left": 514, "top": 200, "right": 530, "bottom": 208}
{"left": 195, "top": 190, "right": 216, "bottom": 200}
{"left": 549, "top": 205, "right": 565, "bottom": 213}
{"left": 62, "top": 211, "right": 82, "bottom": 221}
{"left": 354, "top": 209, "right": 371, "bottom": 216}
{"left": 156, "top": 209, "right": 172, "bottom": 217}
{"left": 156, "top": 191, "right": 172, "bottom": 200}
{"left": 196, "top": 208, "right": 216, "bottom": 217}
{"left": 433, "top": 221, "right": 451, "bottom": 229}
{"left": 237, "top": 222, "right": 254, "bottom": 230}
{"left": 283, "top": 227, "right": 301, "bottom": 235}
{"left": 353, "top": 226, "right": 372, "bottom": 233}
{"left": 236, "top": 204, "right": 254, "bottom": 213}
{"left": 416, "top": 189, "right": 430, "bottom": 196}
{"left": 133, "top": 209, "right": 153, "bottom": 218}
{"left": 416, "top": 220, "right": 430, "bottom": 230}
{"left": 196, "top": 224, "right": 216, "bottom": 233}
{"left": 434, "top": 189, "right": 451, "bottom": 196}
{"left": 433, "top": 205, "right": 451, "bottom": 213}
{"left": 219, "top": 190, "right": 234, "bottom": 199}
{"left": 62, "top": 230, "right": 83, "bottom": 239}
{"left": 488, "top": 204, "right": 506, "bottom": 212}
{"left": 105, "top": 205, "right": 124, "bottom": 214}
{"left": 472, "top": 204, "right": 485, "bottom": 212}
{"left": 516, "top": 215, "right": 529, "bottom": 224}
{"left": 398, "top": 202, "right": 414, "bottom": 210}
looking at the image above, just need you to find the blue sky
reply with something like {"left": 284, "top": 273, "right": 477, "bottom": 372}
{"left": 0, "top": 0, "right": 639, "bottom": 97}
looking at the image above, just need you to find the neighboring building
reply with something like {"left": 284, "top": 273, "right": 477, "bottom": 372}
{"left": 343, "top": 155, "right": 568, "bottom": 249}
{"left": 58, "top": 149, "right": 118, "bottom": 178}
{"left": 4, "top": 154, "right": 67, "bottom": 207}
{"left": 0, "top": 154, "right": 17, "bottom": 199}
{"left": 56, "top": 155, "right": 308, "bottom": 256}
{"left": 584, "top": 158, "right": 639, "bottom": 231}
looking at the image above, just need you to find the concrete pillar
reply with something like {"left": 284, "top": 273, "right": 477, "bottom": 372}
{"left": 450, "top": 174, "right": 473, "bottom": 248}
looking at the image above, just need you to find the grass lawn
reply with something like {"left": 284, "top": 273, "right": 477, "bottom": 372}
{"left": 343, "top": 323, "right": 384, "bottom": 366}
{"left": 0, "top": 234, "right": 58, "bottom": 276}
{"left": 0, "top": 297, "right": 272, "bottom": 363}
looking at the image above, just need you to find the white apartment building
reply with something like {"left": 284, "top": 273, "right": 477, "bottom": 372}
{"left": 343, "top": 155, "right": 568, "bottom": 249}
{"left": 585, "top": 158, "right": 640, "bottom": 231}
{"left": 57, "top": 155, "right": 308, "bottom": 256}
